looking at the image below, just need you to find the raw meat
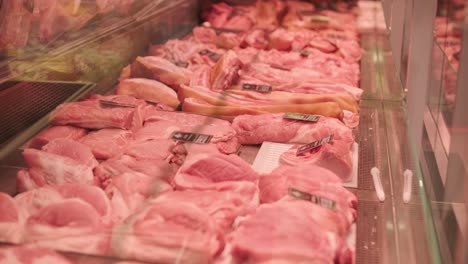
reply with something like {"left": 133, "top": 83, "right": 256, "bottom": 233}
{"left": 117, "top": 78, "right": 180, "bottom": 108}
{"left": 94, "top": 155, "right": 177, "bottom": 189}
{"left": 24, "top": 198, "right": 111, "bottom": 255}
{"left": 280, "top": 139, "right": 354, "bottom": 180}
{"left": 0, "top": 1, "right": 32, "bottom": 49}
{"left": 174, "top": 153, "right": 259, "bottom": 191}
{"left": 232, "top": 113, "right": 354, "bottom": 144}
{"left": 49, "top": 96, "right": 144, "bottom": 130}
{"left": 142, "top": 111, "right": 240, "bottom": 154}
{"left": 41, "top": 138, "right": 98, "bottom": 168}
{"left": 111, "top": 199, "right": 220, "bottom": 264}
{"left": 105, "top": 171, "right": 172, "bottom": 222}
{"left": 228, "top": 200, "right": 351, "bottom": 264}
{"left": 205, "top": 2, "right": 253, "bottom": 31}
{"left": 17, "top": 170, "right": 46, "bottom": 193}
{"left": 0, "top": 246, "right": 73, "bottom": 264}
{"left": 210, "top": 50, "right": 243, "bottom": 90}
{"left": 125, "top": 139, "right": 178, "bottom": 162}
{"left": 130, "top": 56, "right": 191, "bottom": 88}
{"left": 182, "top": 97, "right": 344, "bottom": 119}
{"left": 27, "top": 126, "right": 87, "bottom": 149}
{"left": 152, "top": 188, "right": 258, "bottom": 234}
{"left": 258, "top": 165, "right": 357, "bottom": 228}
{"left": 20, "top": 149, "right": 95, "bottom": 190}
{"left": 179, "top": 83, "right": 359, "bottom": 113}
{"left": 80, "top": 128, "right": 133, "bottom": 160}
{"left": 0, "top": 193, "right": 21, "bottom": 243}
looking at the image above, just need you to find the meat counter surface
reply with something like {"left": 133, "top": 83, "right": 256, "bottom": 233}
{"left": 0, "top": 1, "right": 366, "bottom": 263}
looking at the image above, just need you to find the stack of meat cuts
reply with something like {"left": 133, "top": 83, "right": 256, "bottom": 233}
{"left": 0, "top": 1, "right": 362, "bottom": 263}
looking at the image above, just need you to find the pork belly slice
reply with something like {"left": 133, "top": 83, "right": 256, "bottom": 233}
{"left": 49, "top": 95, "right": 146, "bottom": 130}
{"left": 228, "top": 201, "right": 352, "bottom": 264}
{"left": 0, "top": 193, "right": 22, "bottom": 243}
{"left": 174, "top": 153, "right": 259, "bottom": 191}
{"left": 27, "top": 126, "right": 87, "bottom": 149}
{"left": 0, "top": 245, "right": 73, "bottom": 264}
{"left": 232, "top": 113, "right": 354, "bottom": 145}
{"left": 117, "top": 78, "right": 180, "bottom": 108}
{"left": 80, "top": 128, "right": 133, "bottom": 160}
{"left": 111, "top": 199, "right": 221, "bottom": 264}
{"left": 130, "top": 56, "right": 191, "bottom": 88}
{"left": 24, "top": 198, "right": 111, "bottom": 256}
{"left": 280, "top": 139, "right": 353, "bottom": 181}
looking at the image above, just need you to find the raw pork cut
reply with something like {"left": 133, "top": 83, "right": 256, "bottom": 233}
{"left": 19, "top": 149, "right": 95, "bottom": 191}
{"left": 174, "top": 153, "right": 259, "bottom": 191}
{"left": 94, "top": 155, "right": 177, "bottom": 189}
{"left": 0, "top": 246, "right": 73, "bottom": 264}
{"left": 210, "top": 50, "right": 243, "bottom": 91}
{"left": 111, "top": 199, "right": 220, "bottom": 264}
{"left": 153, "top": 188, "right": 258, "bottom": 233}
{"left": 228, "top": 200, "right": 351, "bottom": 264}
{"left": 49, "top": 95, "right": 146, "bottom": 130}
{"left": 27, "top": 126, "right": 87, "bottom": 149}
{"left": 24, "top": 198, "right": 111, "bottom": 255}
{"left": 280, "top": 139, "right": 354, "bottom": 180}
{"left": 130, "top": 56, "right": 190, "bottom": 88}
{"left": 259, "top": 165, "right": 357, "bottom": 229}
{"left": 143, "top": 111, "right": 240, "bottom": 154}
{"left": 41, "top": 138, "right": 98, "bottom": 168}
{"left": 80, "top": 128, "right": 133, "bottom": 160}
{"left": 0, "top": 193, "right": 21, "bottom": 243}
{"left": 105, "top": 171, "right": 172, "bottom": 222}
{"left": 232, "top": 113, "right": 354, "bottom": 144}
{"left": 125, "top": 139, "right": 178, "bottom": 162}
{"left": 117, "top": 78, "right": 180, "bottom": 108}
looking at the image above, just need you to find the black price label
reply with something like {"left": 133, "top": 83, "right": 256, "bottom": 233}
{"left": 288, "top": 188, "right": 337, "bottom": 211}
{"left": 242, "top": 83, "right": 272, "bottom": 93}
{"left": 294, "top": 49, "right": 313, "bottom": 57}
{"left": 171, "top": 131, "right": 213, "bottom": 144}
{"left": 199, "top": 49, "right": 221, "bottom": 62}
{"left": 173, "top": 61, "right": 189, "bottom": 68}
{"left": 326, "top": 33, "right": 348, "bottom": 40}
{"left": 296, "top": 134, "right": 333, "bottom": 156}
{"left": 270, "top": 63, "right": 291, "bottom": 71}
{"left": 283, "top": 113, "right": 320, "bottom": 122}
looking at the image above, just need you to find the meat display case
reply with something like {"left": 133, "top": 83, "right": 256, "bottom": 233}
{"left": 0, "top": 0, "right": 466, "bottom": 263}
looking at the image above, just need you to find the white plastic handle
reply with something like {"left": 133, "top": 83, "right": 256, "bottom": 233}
{"left": 403, "top": 169, "right": 413, "bottom": 203}
{"left": 371, "top": 167, "right": 385, "bottom": 202}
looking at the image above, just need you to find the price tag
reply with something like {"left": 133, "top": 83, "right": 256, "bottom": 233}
{"left": 283, "top": 113, "right": 320, "bottom": 122}
{"left": 326, "top": 33, "right": 348, "bottom": 40}
{"left": 199, "top": 49, "right": 221, "bottom": 62}
{"left": 294, "top": 49, "right": 313, "bottom": 57}
{"left": 171, "top": 131, "right": 213, "bottom": 144}
{"left": 173, "top": 60, "right": 189, "bottom": 68}
{"left": 242, "top": 83, "right": 272, "bottom": 93}
{"left": 310, "top": 15, "right": 330, "bottom": 23}
{"left": 296, "top": 134, "right": 333, "bottom": 156}
{"left": 270, "top": 63, "right": 291, "bottom": 71}
{"left": 288, "top": 188, "right": 337, "bottom": 211}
